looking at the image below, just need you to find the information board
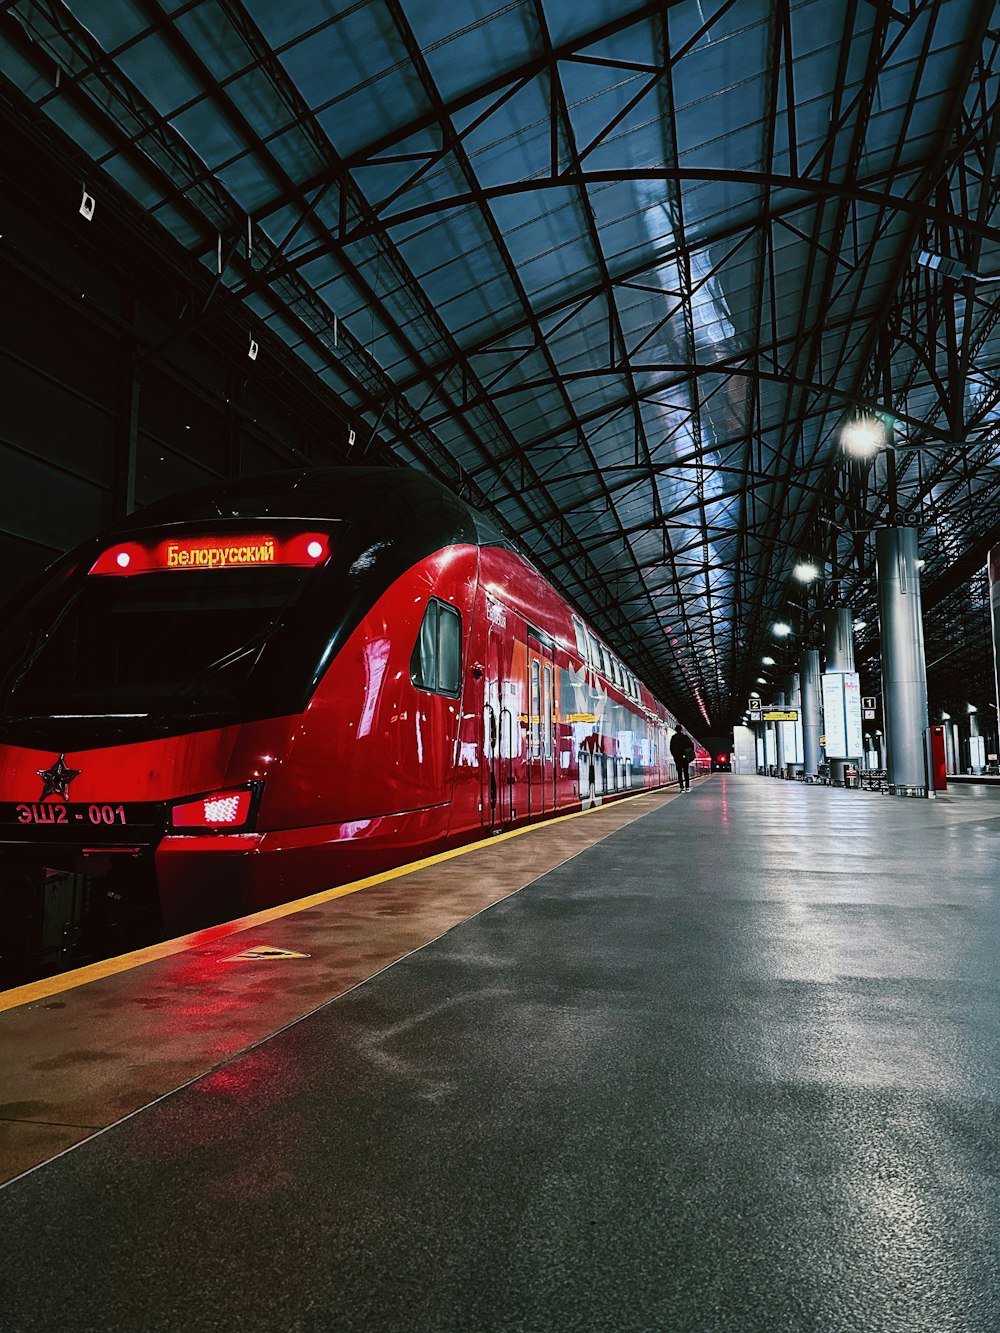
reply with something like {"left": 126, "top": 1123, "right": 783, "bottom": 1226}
{"left": 843, "top": 672, "right": 864, "bottom": 756}
{"left": 781, "top": 715, "right": 803, "bottom": 765}
{"left": 822, "top": 671, "right": 863, "bottom": 758}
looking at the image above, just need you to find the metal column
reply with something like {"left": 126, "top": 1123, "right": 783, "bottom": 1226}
{"left": 784, "top": 673, "right": 803, "bottom": 778}
{"left": 773, "top": 689, "right": 785, "bottom": 777}
{"left": 875, "top": 527, "right": 930, "bottom": 795}
{"left": 942, "top": 720, "right": 956, "bottom": 775}
{"left": 800, "top": 648, "right": 821, "bottom": 779}
{"left": 823, "top": 607, "right": 856, "bottom": 784}
{"left": 968, "top": 710, "right": 982, "bottom": 774}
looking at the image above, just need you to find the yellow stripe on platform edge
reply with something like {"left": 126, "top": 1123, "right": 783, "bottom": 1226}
{"left": 0, "top": 783, "right": 681, "bottom": 1013}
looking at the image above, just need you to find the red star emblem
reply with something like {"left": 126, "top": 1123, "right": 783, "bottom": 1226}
{"left": 37, "top": 754, "right": 82, "bottom": 801}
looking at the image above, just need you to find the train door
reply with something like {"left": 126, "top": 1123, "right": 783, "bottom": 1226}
{"left": 527, "top": 633, "right": 555, "bottom": 819}
{"left": 482, "top": 624, "right": 513, "bottom": 830}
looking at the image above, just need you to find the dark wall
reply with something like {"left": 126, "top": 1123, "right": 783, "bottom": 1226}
{"left": 0, "top": 95, "right": 360, "bottom": 603}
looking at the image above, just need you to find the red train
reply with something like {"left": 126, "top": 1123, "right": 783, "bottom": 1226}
{"left": 0, "top": 468, "right": 707, "bottom": 966}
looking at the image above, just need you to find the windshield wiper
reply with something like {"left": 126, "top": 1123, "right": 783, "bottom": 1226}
{"left": 171, "top": 619, "right": 284, "bottom": 700}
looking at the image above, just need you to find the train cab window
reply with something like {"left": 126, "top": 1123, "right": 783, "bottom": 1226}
{"left": 411, "top": 598, "right": 462, "bottom": 696}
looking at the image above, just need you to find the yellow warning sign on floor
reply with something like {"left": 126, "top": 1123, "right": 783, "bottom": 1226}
{"left": 224, "top": 944, "right": 311, "bottom": 961}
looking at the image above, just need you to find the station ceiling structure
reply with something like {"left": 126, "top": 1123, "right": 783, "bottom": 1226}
{"left": 3, "top": 0, "right": 1000, "bottom": 732}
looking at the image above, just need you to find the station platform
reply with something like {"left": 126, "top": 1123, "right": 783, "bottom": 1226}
{"left": 1, "top": 775, "right": 998, "bottom": 1331}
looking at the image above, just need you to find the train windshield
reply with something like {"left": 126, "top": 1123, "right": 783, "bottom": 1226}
{"left": 0, "top": 526, "right": 339, "bottom": 737}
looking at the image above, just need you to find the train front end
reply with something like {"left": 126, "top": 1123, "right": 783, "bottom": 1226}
{"left": 0, "top": 468, "right": 483, "bottom": 978}
{"left": 0, "top": 514, "right": 348, "bottom": 971}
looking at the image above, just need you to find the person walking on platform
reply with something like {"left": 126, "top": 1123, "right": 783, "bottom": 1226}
{"left": 670, "top": 724, "right": 695, "bottom": 792}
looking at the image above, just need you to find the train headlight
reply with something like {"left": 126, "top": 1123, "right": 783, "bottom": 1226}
{"left": 171, "top": 785, "right": 258, "bottom": 831}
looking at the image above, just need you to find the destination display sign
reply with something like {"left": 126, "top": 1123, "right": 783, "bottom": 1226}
{"left": 89, "top": 531, "right": 332, "bottom": 576}
{"left": 764, "top": 709, "right": 798, "bottom": 722}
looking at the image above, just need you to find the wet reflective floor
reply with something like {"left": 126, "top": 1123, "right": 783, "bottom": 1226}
{"left": 1, "top": 776, "right": 998, "bottom": 1332}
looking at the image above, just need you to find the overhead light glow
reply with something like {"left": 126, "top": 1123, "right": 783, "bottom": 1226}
{"left": 853, "top": 620, "right": 867, "bottom": 631}
{"left": 793, "top": 561, "right": 819, "bottom": 582}
{"left": 773, "top": 622, "right": 792, "bottom": 637}
{"left": 762, "top": 656, "right": 775, "bottom": 665}
{"left": 841, "top": 418, "right": 884, "bottom": 457}
{"left": 756, "top": 677, "right": 767, "bottom": 685}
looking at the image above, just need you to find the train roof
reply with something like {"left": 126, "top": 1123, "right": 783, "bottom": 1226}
{"left": 123, "top": 466, "right": 516, "bottom": 553}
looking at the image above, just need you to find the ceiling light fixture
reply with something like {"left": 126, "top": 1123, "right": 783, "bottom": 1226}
{"left": 917, "top": 249, "right": 1000, "bottom": 283}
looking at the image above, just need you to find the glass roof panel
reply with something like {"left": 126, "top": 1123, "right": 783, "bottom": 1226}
{"left": 113, "top": 34, "right": 205, "bottom": 120}
{"left": 279, "top": 23, "right": 430, "bottom": 156}
{"left": 409, "top": 1, "right": 537, "bottom": 104}
{"left": 65, "top": 0, "right": 151, "bottom": 50}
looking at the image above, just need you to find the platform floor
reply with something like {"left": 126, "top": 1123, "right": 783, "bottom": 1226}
{"left": 1, "top": 776, "right": 999, "bottom": 1332}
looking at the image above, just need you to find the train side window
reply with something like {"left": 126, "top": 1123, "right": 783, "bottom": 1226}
{"left": 531, "top": 660, "right": 541, "bottom": 756}
{"left": 411, "top": 598, "right": 462, "bottom": 696}
{"left": 573, "top": 618, "right": 588, "bottom": 661}
{"left": 544, "top": 664, "right": 553, "bottom": 758}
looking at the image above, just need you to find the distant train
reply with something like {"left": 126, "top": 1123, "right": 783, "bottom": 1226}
{"left": 0, "top": 468, "right": 708, "bottom": 968}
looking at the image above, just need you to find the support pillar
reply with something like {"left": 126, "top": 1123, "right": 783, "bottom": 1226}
{"left": 800, "top": 648, "right": 821, "bottom": 780}
{"left": 942, "top": 721, "right": 956, "bottom": 775}
{"left": 115, "top": 297, "right": 139, "bottom": 520}
{"left": 783, "top": 674, "right": 803, "bottom": 778}
{"left": 875, "top": 527, "right": 929, "bottom": 795}
{"left": 768, "top": 725, "right": 784, "bottom": 778}
{"left": 773, "top": 689, "right": 784, "bottom": 778}
{"left": 823, "top": 607, "right": 856, "bottom": 784}
{"left": 968, "top": 710, "right": 982, "bottom": 774}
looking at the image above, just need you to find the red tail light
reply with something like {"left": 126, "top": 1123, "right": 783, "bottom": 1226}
{"left": 171, "top": 788, "right": 255, "bottom": 830}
